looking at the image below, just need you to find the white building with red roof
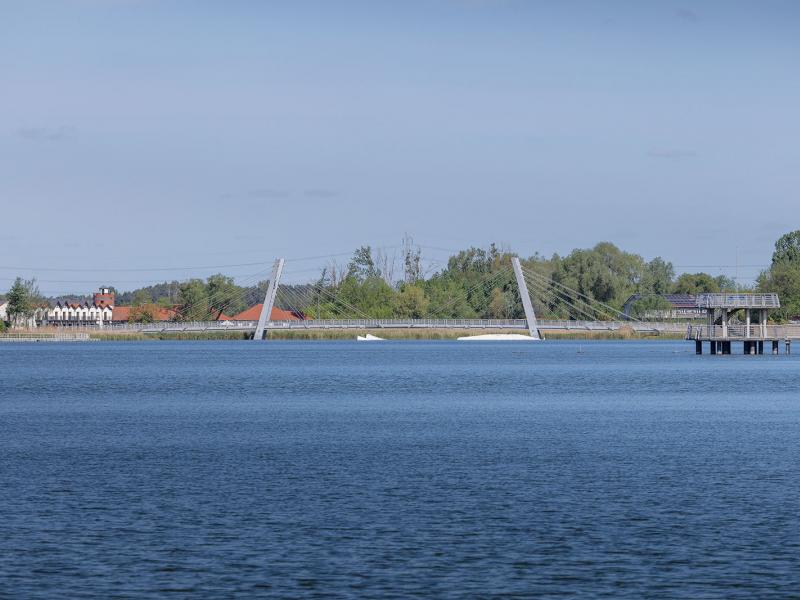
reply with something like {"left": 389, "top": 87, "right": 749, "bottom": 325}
{"left": 43, "top": 287, "right": 115, "bottom": 325}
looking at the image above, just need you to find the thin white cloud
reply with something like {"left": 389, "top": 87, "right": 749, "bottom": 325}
{"left": 15, "top": 126, "right": 73, "bottom": 142}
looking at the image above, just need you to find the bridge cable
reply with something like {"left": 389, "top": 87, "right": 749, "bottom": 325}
{"left": 426, "top": 265, "right": 514, "bottom": 318}
{"left": 522, "top": 274, "right": 602, "bottom": 322}
{"left": 523, "top": 273, "right": 615, "bottom": 321}
{"left": 522, "top": 266, "right": 641, "bottom": 323}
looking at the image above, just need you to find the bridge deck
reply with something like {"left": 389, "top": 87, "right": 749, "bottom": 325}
{"left": 88, "top": 318, "right": 689, "bottom": 334}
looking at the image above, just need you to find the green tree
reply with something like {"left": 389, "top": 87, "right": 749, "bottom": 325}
{"left": 757, "top": 230, "right": 800, "bottom": 320}
{"left": 628, "top": 295, "right": 674, "bottom": 319}
{"left": 394, "top": 284, "right": 429, "bottom": 318}
{"left": 131, "top": 289, "right": 151, "bottom": 307}
{"left": 488, "top": 287, "right": 516, "bottom": 318}
{"left": 672, "top": 272, "right": 720, "bottom": 294}
{"left": 715, "top": 275, "right": 737, "bottom": 291}
{"left": 347, "top": 246, "right": 380, "bottom": 282}
{"left": 550, "top": 243, "right": 644, "bottom": 316}
{"left": 6, "top": 277, "right": 40, "bottom": 327}
{"left": 641, "top": 257, "right": 674, "bottom": 295}
{"left": 758, "top": 261, "right": 800, "bottom": 321}
{"left": 129, "top": 304, "right": 157, "bottom": 323}
{"left": 772, "top": 230, "right": 800, "bottom": 265}
{"left": 337, "top": 275, "right": 395, "bottom": 318}
{"left": 206, "top": 273, "right": 244, "bottom": 318}
{"left": 178, "top": 279, "right": 212, "bottom": 321}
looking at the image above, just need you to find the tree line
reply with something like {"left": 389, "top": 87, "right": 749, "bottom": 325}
{"left": 5, "top": 231, "right": 800, "bottom": 326}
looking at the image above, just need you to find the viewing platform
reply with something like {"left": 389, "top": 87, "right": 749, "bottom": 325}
{"left": 686, "top": 293, "right": 794, "bottom": 355}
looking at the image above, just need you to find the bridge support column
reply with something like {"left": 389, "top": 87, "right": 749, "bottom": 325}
{"left": 511, "top": 257, "right": 540, "bottom": 339}
{"left": 253, "top": 258, "right": 285, "bottom": 341}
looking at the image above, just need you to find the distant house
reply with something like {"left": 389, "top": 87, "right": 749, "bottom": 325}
{"left": 41, "top": 287, "right": 115, "bottom": 325}
{"left": 230, "top": 304, "right": 306, "bottom": 321}
{"left": 111, "top": 305, "right": 178, "bottom": 323}
{"left": 0, "top": 301, "right": 7, "bottom": 322}
{"left": 622, "top": 294, "right": 706, "bottom": 320}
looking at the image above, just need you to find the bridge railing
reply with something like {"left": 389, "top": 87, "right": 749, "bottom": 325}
{"left": 264, "top": 318, "right": 529, "bottom": 329}
{"left": 36, "top": 318, "right": 693, "bottom": 333}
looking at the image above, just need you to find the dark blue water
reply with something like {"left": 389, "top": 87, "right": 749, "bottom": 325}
{"left": 2, "top": 340, "right": 800, "bottom": 598}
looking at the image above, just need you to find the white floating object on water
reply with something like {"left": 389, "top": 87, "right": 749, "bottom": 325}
{"left": 456, "top": 334, "right": 539, "bottom": 341}
{"left": 356, "top": 334, "right": 386, "bottom": 341}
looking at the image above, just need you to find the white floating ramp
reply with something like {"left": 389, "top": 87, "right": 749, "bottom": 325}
{"left": 356, "top": 334, "right": 386, "bottom": 341}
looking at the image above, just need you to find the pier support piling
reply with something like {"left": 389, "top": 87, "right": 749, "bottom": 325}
{"left": 773, "top": 340, "right": 779, "bottom": 355}
{"left": 695, "top": 340, "right": 702, "bottom": 355}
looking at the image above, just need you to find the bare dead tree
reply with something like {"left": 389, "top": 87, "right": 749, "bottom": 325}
{"left": 375, "top": 247, "right": 398, "bottom": 286}
{"left": 403, "top": 233, "right": 422, "bottom": 284}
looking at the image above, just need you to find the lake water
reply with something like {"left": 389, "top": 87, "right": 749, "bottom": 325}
{"left": 2, "top": 340, "right": 800, "bottom": 598}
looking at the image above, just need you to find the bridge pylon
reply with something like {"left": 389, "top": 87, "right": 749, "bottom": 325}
{"left": 511, "top": 257, "right": 540, "bottom": 339}
{"left": 253, "top": 258, "right": 285, "bottom": 341}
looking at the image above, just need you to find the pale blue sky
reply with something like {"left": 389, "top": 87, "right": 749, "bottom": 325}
{"left": 1, "top": 0, "right": 798, "bottom": 294}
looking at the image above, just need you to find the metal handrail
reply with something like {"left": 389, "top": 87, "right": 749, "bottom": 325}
{"left": 695, "top": 293, "right": 780, "bottom": 309}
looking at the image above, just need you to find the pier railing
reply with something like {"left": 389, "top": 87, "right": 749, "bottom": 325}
{"left": 686, "top": 324, "right": 800, "bottom": 340}
{"left": 695, "top": 293, "right": 780, "bottom": 309}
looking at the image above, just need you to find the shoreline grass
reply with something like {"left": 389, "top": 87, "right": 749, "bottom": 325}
{"left": 79, "top": 328, "right": 685, "bottom": 341}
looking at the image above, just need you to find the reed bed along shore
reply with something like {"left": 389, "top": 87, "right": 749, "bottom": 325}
{"left": 78, "top": 328, "right": 684, "bottom": 341}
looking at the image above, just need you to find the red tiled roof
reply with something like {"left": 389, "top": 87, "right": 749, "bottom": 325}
{"left": 112, "top": 305, "right": 177, "bottom": 322}
{"left": 231, "top": 304, "right": 306, "bottom": 321}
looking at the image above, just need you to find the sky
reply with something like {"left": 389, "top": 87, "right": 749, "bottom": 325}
{"left": 1, "top": 0, "right": 798, "bottom": 294}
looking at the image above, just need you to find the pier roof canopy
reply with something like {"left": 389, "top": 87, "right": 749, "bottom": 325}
{"left": 695, "top": 293, "right": 780, "bottom": 309}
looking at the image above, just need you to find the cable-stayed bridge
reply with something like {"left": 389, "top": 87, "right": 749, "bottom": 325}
{"left": 106, "top": 318, "right": 686, "bottom": 335}
{"left": 83, "top": 256, "right": 688, "bottom": 339}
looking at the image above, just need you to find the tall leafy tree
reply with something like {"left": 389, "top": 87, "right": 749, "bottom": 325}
{"left": 394, "top": 284, "right": 429, "bottom": 318}
{"left": 6, "top": 277, "right": 40, "bottom": 327}
{"left": 672, "top": 273, "right": 720, "bottom": 294}
{"left": 347, "top": 246, "right": 380, "bottom": 282}
{"left": 641, "top": 257, "right": 675, "bottom": 295}
{"left": 206, "top": 273, "right": 244, "bottom": 318}
{"left": 772, "top": 230, "right": 800, "bottom": 265}
{"left": 758, "top": 230, "right": 800, "bottom": 321}
{"left": 178, "top": 279, "right": 211, "bottom": 321}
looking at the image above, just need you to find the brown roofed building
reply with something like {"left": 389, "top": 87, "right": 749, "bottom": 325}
{"left": 231, "top": 304, "right": 306, "bottom": 321}
{"left": 93, "top": 287, "right": 115, "bottom": 309}
{"left": 112, "top": 305, "right": 178, "bottom": 323}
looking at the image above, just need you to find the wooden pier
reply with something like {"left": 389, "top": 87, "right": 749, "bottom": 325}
{"left": 686, "top": 293, "right": 795, "bottom": 355}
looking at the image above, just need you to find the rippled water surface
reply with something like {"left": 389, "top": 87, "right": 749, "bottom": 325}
{"left": 2, "top": 340, "right": 800, "bottom": 598}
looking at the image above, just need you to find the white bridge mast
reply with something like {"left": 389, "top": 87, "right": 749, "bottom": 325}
{"left": 511, "top": 256, "right": 540, "bottom": 339}
{"left": 253, "top": 258, "right": 285, "bottom": 341}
